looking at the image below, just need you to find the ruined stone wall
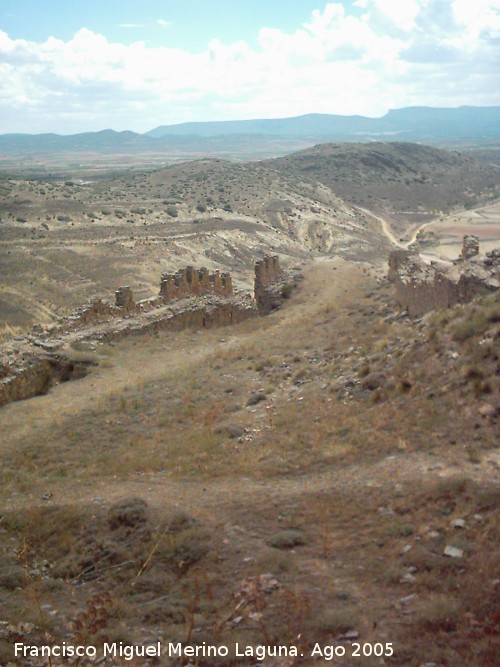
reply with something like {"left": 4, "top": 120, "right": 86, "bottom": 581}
{"left": 0, "top": 356, "right": 93, "bottom": 408}
{"left": 159, "top": 266, "right": 232, "bottom": 302}
{"left": 97, "top": 297, "right": 257, "bottom": 343}
{"left": 71, "top": 299, "right": 117, "bottom": 326}
{"left": 0, "top": 359, "right": 53, "bottom": 407}
{"left": 115, "top": 286, "right": 135, "bottom": 310}
{"left": 388, "top": 238, "right": 500, "bottom": 317}
{"left": 71, "top": 259, "right": 278, "bottom": 327}
{"left": 254, "top": 255, "right": 284, "bottom": 314}
{"left": 64, "top": 265, "right": 234, "bottom": 330}
{"left": 0, "top": 258, "right": 297, "bottom": 409}
{"left": 460, "top": 235, "right": 480, "bottom": 260}
{"left": 0, "top": 298, "right": 256, "bottom": 408}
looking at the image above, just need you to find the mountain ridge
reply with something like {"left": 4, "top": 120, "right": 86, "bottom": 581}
{"left": 0, "top": 107, "right": 499, "bottom": 160}
{"left": 146, "top": 106, "right": 500, "bottom": 141}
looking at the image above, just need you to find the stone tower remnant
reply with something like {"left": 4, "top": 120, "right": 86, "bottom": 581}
{"left": 254, "top": 255, "right": 284, "bottom": 314}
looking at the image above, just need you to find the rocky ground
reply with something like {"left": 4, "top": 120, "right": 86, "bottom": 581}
{"left": 0, "top": 258, "right": 498, "bottom": 666}
{"left": 0, "top": 142, "right": 498, "bottom": 665}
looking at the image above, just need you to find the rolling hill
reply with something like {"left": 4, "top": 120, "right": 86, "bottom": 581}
{"left": 269, "top": 142, "right": 500, "bottom": 229}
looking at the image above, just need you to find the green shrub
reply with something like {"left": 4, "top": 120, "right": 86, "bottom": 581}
{"left": 451, "top": 312, "right": 488, "bottom": 342}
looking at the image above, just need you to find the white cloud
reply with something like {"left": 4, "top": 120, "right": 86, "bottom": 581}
{"left": 0, "top": 1, "right": 498, "bottom": 133}
{"left": 452, "top": 0, "right": 500, "bottom": 26}
{"left": 354, "top": 0, "right": 422, "bottom": 31}
{"left": 155, "top": 18, "right": 171, "bottom": 27}
{"left": 448, "top": 0, "right": 500, "bottom": 47}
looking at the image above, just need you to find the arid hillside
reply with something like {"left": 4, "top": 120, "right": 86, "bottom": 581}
{"left": 1, "top": 132, "right": 499, "bottom": 665}
{"left": 1, "top": 142, "right": 499, "bottom": 333}
{"left": 0, "top": 258, "right": 498, "bottom": 666}
{"left": 269, "top": 142, "right": 500, "bottom": 236}
{"left": 0, "top": 158, "right": 385, "bottom": 330}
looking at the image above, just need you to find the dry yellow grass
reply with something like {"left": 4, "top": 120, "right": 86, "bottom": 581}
{"left": 0, "top": 258, "right": 498, "bottom": 665}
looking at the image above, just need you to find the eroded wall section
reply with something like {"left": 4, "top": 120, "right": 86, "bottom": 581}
{"left": 388, "top": 237, "right": 500, "bottom": 317}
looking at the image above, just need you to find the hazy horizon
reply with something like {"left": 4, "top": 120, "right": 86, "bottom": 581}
{"left": 1, "top": 1, "right": 499, "bottom": 134}
{"left": 2, "top": 104, "right": 499, "bottom": 138}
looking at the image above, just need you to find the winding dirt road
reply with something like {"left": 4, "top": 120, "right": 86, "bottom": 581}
{"left": 356, "top": 206, "right": 436, "bottom": 249}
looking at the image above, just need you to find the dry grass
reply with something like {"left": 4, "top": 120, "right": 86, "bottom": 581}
{"left": 0, "top": 260, "right": 498, "bottom": 664}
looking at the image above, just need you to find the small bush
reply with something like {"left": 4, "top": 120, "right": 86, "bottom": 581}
{"left": 431, "top": 475, "right": 472, "bottom": 500}
{"left": 417, "top": 594, "right": 461, "bottom": 631}
{"left": 156, "top": 527, "right": 210, "bottom": 573}
{"left": 386, "top": 522, "right": 414, "bottom": 537}
{"left": 108, "top": 497, "right": 149, "bottom": 531}
{"left": 313, "top": 606, "right": 358, "bottom": 634}
{"left": 166, "top": 206, "right": 178, "bottom": 218}
{"left": 266, "top": 529, "right": 306, "bottom": 549}
{"left": 451, "top": 312, "right": 489, "bottom": 342}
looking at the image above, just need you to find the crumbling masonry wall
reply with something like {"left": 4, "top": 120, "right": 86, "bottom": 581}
{"left": 254, "top": 255, "right": 284, "bottom": 314}
{"left": 0, "top": 298, "right": 257, "bottom": 409}
{"left": 1, "top": 257, "right": 298, "bottom": 409}
{"left": 115, "top": 286, "right": 135, "bottom": 310}
{"left": 0, "top": 356, "right": 95, "bottom": 408}
{"left": 160, "top": 266, "right": 232, "bottom": 302}
{"left": 388, "top": 237, "right": 500, "bottom": 317}
{"left": 69, "top": 266, "right": 233, "bottom": 328}
{"left": 461, "top": 234, "right": 480, "bottom": 260}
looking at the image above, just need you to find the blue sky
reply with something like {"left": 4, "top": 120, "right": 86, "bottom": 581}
{"left": 2, "top": 0, "right": 357, "bottom": 50}
{"left": 0, "top": 1, "right": 499, "bottom": 134}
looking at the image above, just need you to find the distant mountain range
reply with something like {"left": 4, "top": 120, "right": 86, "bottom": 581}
{"left": 0, "top": 107, "right": 498, "bottom": 165}
{"left": 146, "top": 106, "right": 500, "bottom": 142}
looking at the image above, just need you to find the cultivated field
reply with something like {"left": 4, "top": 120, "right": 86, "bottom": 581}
{"left": 419, "top": 201, "right": 500, "bottom": 261}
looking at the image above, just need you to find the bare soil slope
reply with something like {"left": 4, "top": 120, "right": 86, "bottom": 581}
{"left": 2, "top": 143, "right": 498, "bottom": 331}
{"left": 0, "top": 258, "right": 498, "bottom": 666}
{"left": 269, "top": 142, "right": 500, "bottom": 237}
{"left": 0, "top": 159, "right": 386, "bottom": 330}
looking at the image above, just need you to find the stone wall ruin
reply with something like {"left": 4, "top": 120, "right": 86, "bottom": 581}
{"left": 254, "top": 255, "right": 284, "bottom": 314}
{"left": 115, "top": 286, "right": 135, "bottom": 310}
{"left": 1, "top": 255, "right": 296, "bottom": 408}
{"left": 159, "top": 266, "right": 232, "bottom": 302}
{"left": 460, "top": 234, "right": 480, "bottom": 260}
{"left": 388, "top": 236, "right": 500, "bottom": 317}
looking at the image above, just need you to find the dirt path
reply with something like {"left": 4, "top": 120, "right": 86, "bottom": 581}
{"left": 356, "top": 206, "right": 436, "bottom": 250}
{"left": 359, "top": 200, "right": 500, "bottom": 257}
{"left": 356, "top": 207, "right": 406, "bottom": 248}
{"left": 356, "top": 206, "right": 458, "bottom": 266}
{"left": 10, "top": 447, "right": 497, "bottom": 516}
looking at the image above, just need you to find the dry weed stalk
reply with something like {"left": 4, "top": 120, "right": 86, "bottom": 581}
{"left": 71, "top": 592, "right": 112, "bottom": 666}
